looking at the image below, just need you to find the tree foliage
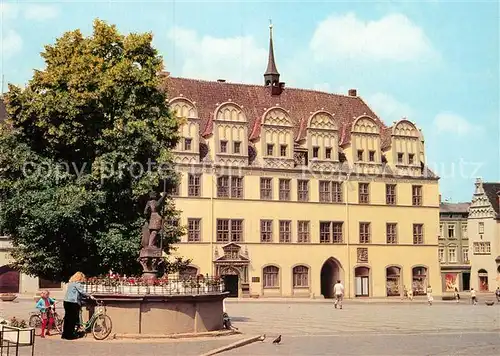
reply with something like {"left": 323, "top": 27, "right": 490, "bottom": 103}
{"left": 0, "top": 19, "right": 189, "bottom": 282}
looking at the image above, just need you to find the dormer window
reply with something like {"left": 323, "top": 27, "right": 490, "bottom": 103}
{"left": 325, "top": 147, "right": 332, "bottom": 159}
{"left": 369, "top": 150, "right": 375, "bottom": 162}
{"left": 312, "top": 147, "right": 319, "bottom": 158}
{"left": 233, "top": 141, "right": 241, "bottom": 154}
{"left": 184, "top": 138, "right": 192, "bottom": 151}
{"left": 267, "top": 144, "right": 274, "bottom": 156}
{"left": 280, "top": 145, "right": 287, "bottom": 157}
{"left": 357, "top": 150, "right": 364, "bottom": 161}
{"left": 408, "top": 153, "right": 414, "bottom": 165}
{"left": 220, "top": 140, "right": 228, "bottom": 153}
{"left": 397, "top": 153, "right": 404, "bottom": 164}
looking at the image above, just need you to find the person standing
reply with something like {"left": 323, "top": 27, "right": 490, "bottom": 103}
{"left": 333, "top": 280, "right": 344, "bottom": 309}
{"left": 61, "top": 272, "right": 96, "bottom": 340}
{"left": 407, "top": 287, "right": 413, "bottom": 301}
{"left": 454, "top": 287, "right": 460, "bottom": 303}
{"left": 426, "top": 285, "right": 433, "bottom": 306}
{"left": 470, "top": 288, "right": 477, "bottom": 305}
{"left": 35, "top": 290, "right": 55, "bottom": 338}
{"left": 495, "top": 287, "right": 500, "bottom": 302}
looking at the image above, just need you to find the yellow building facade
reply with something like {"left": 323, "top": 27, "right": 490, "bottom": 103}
{"left": 164, "top": 28, "right": 441, "bottom": 299}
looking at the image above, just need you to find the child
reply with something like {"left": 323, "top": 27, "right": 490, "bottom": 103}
{"left": 426, "top": 285, "right": 433, "bottom": 306}
{"left": 407, "top": 288, "right": 414, "bottom": 301}
{"left": 454, "top": 287, "right": 460, "bottom": 303}
{"left": 35, "top": 290, "right": 55, "bottom": 338}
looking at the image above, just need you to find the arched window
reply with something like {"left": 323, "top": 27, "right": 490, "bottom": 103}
{"left": 179, "top": 266, "right": 198, "bottom": 280}
{"left": 293, "top": 266, "right": 309, "bottom": 288}
{"left": 263, "top": 266, "right": 279, "bottom": 288}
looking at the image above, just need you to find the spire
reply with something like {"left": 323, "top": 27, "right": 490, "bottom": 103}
{"left": 264, "top": 20, "right": 280, "bottom": 87}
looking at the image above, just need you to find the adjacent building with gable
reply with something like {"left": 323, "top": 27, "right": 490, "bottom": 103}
{"left": 467, "top": 178, "right": 500, "bottom": 292}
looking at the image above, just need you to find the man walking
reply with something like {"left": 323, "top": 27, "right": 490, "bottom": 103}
{"left": 333, "top": 280, "right": 344, "bottom": 309}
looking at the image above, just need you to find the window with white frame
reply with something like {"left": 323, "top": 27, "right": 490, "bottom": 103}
{"left": 478, "top": 222, "right": 484, "bottom": 234}
{"left": 461, "top": 223, "right": 467, "bottom": 238}
{"left": 473, "top": 241, "right": 491, "bottom": 254}
{"left": 438, "top": 247, "right": 444, "bottom": 262}
{"left": 448, "top": 246, "right": 457, "bottom": 262}
{"left": 439, "top": 223, "right": 443, "bottom": 238}
{"left": 462, "top": 248, "right": 469, "bottom": 262}
{"left": 448, "top": 224, "right": 455, "bottom": 238}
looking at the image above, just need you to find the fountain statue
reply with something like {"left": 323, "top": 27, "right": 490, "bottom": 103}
{"left": 138, "top": 190, "right": 167, "bottom": 280}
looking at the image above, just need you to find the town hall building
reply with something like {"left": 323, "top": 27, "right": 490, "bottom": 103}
{"left": 167, "top": 25, "right": 441, "bottom": 298}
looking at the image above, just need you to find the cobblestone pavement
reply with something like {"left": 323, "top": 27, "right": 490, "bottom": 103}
{"left": 2, "top": 299, "right": 499, "bottom": 355}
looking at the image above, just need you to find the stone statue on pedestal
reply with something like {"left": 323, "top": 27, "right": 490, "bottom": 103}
{"left": 138, "top": 191, "right": 167, "bottom": 280}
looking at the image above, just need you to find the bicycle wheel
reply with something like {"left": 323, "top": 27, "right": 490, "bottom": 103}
{"left": 53, "top": 313, "right": 64, "bottom": 334}
{"left": 28, "top": 314, "right": 43, "bottom": 336}
{"left": 91, "top": 314, "right": 112, "bottom": 340}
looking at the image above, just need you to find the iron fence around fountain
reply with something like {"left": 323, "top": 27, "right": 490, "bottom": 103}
{"left": 82, "top": 277, "right": 225, "bottom": 296}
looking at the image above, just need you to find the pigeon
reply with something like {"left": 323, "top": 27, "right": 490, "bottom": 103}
{"left": 272, "top": 335, "right": 281, "bottom": 344}
{"left": 258, "top": 334, "right": 266, "bottom": 342}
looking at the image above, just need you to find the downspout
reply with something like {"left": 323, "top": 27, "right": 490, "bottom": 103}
{"left": 346, "top": 172, "right": 351, "bottom": 299}
{"left": 210, "top": 168, "right": 215, "bottom": 276}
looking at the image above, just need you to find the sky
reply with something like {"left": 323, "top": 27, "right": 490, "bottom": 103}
{"left": 0, "top": 0, "right": 498, "bottom": 202}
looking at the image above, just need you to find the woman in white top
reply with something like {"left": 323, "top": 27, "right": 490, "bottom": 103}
{"left": 426, "top": 285, "right": 433, "bottom": 305}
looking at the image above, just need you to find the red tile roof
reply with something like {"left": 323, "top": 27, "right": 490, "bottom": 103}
{"left": 164, "top": 75, "right": 386, "bottom": 145}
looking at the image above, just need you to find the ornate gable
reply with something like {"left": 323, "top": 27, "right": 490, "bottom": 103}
{"left": 469, "top": 178, "right": 496, "bottom": 218}
{"left": 214, "top": 243, "right": 249, "bottom": 262}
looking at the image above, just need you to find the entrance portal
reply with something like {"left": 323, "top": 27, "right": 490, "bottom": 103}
{"left": 0, "top": 265, "right": 20, "bottom": 294}
{"left": 223, "top": 275, "right": 239, "bottom": 297}
{"left": 462, "top": 272, "right": 470, "bottom": 291}
{"left": 320, "top": 258, "right": 341, "bottom": 298}
{"left": 478, "top": 269, "right": 488, "bottom": 291}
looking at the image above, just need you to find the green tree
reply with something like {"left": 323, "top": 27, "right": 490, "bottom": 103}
{"left": 0, "top": 19, "right": 189, "bottom": 282}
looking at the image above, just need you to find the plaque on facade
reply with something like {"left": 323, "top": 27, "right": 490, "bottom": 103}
{"left": 357, "top": 248, "right": 368, "bottom": 263}
{"left": 252, "top": 277, "right": 260, "bottom": 283}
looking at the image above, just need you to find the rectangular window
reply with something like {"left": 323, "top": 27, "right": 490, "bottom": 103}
{"left": 332, "top": 222, "right": 343, "bottom": 243}
{"left": 216, "top": 219, "right": 229, "bottom": 242}
{"left": 408, "top": 153, "right": 414, "bottom": 165}
{"left": 188, "top": 174, "right": 201, "bottom": 197}
{"left": 438, "top": 248, "right": 444, "bottom": 262}
{"left": 319, "top": 181, "right": 332, "bottom": 202}
{"left": 319, "top": 222, "right": 331, "bottom": 243}
{"left": 217, "top": 176, "right": 243, "bottom": 198}
{"left": 184, "top": 138, "right": 192, "bottom": 151}
{"left": 297, "top": 180, "right": 309, "bottom": 202}
{"left": 267, "top": 144, "right": 274, "bottom": 156}
{"left": 473, "top": 241, "right": 491, "bottom": 254}
{"left": 280, "top": 145, "right": 287, "bottom": 157}
{"left": 357, "top": 150, "right": 364, "bottom": 161}
{"left": 231, "top": 219, "right": 243, "bottom": 242}
{"left": 368, "top": 150, "right": 375, "bottom": 162}
{"left": 312, "top": 146, "right": 319, "bottom": 158}
{"left": 359, "top": 222, "right": 371, "bottom": 243}
{"left": 479, "top": 222, "right": 484, "bottom": 234}
{"left": 439, "top": 223, "right": 443, "bottom": 238}
{"left": 260, "top": 178, "right": 273, "bottom": 200}
{"left": 279, "top": 220, "right": 291, "bottom": 243}
{"left": 187, "top": 218, "right": 201, "bottom": 242}
{"left": 231, "top": 176, "right": 243, "bottom": 198}
{"left": 325, "top": 147, "right": 332, "bottom": 159}
{"left": 293, "top": 266, "right": 309, "bottom": 288}
{"left": 412, "top": 185, "right": 422, "bottom": 206}
{"left": 448, "top": 247, "right": 457, "bottom": 263}
{"left": 397, "top": 152, "right": 404, "bottom": 164}
{"left": 279, "top": 179, "right": 291, "bottom": 201}
{"left": 169, "top": 183, "right": 180, "bottom": 196}
{"left": 386, "top": 184, "right": 396, "bottom": 205}
{"left": 461, "top": 224, "right": 468, "bottom": 238}
{"left": 413, "top": 224, "right": 424, "bottom": 244}
{"left": 260, "top": 220, "right": 273, "bottom": 243}
{"left": 448, "top": 224, "right": 456, "bottom": 238}
{"left": 359, "top": 183, "right": 370, "bottom": 204}
{"left": 233, "top": 141, "right": 241, "bottom": 154}
{"left": 332, "top": 182, "right": 343, "bottom": 203}
{"left": 386, "top": 223, "right": 397, "bottom": 244}
{"left": 297, "top": 221, "right": 310, "bottom": 243}
{"left": 462, "top": 248, "right": 469, "bottom": 262}
{"left": 220, "top": 140, "right": 227, "bottom": 153}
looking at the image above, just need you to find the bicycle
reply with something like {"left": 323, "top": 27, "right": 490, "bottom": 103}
{"left": 74, "top": 300, "right": 113, "bottom": 340}
{"left": 28, "top": 302, "right": 63, "bottom": 336}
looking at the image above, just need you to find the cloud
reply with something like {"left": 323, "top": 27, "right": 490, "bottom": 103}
{"left": 167, "top": 27, "right": 267, "bottom": 84}
{"left": 23, "top": 5, "right": 59, "bottom": 21}
{"left": 310, "top": 13, "right": 437, "bottom": 63}
{"left": 1, "top": 30, "right": 23, "bottom": 59}
{"left": 433, "top": 112, "right": 482, "bottom": 137}
{"left": 365, "top": 92, "right": 414, "bottom": 122}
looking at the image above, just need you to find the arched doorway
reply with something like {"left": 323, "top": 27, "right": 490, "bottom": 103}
{"left": 478, "top": 269, "right": 489, "bottom": 291}
{"left": 0, "top": 265, "right": 20, "bottom": 293}
{"left": 221, "top": 266, "right": 240, "bottom": 297}
{"left": 412, "top": 266, "right": 428, "bottom": 296}
{"left": 320, "top": 258, "right": 342, "bottom": 298}
{"left": 354, "top": 266, "right": 369, "bottom": 297}
{"left": 386, "top": 266, "right": 402, "bottom": 296}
